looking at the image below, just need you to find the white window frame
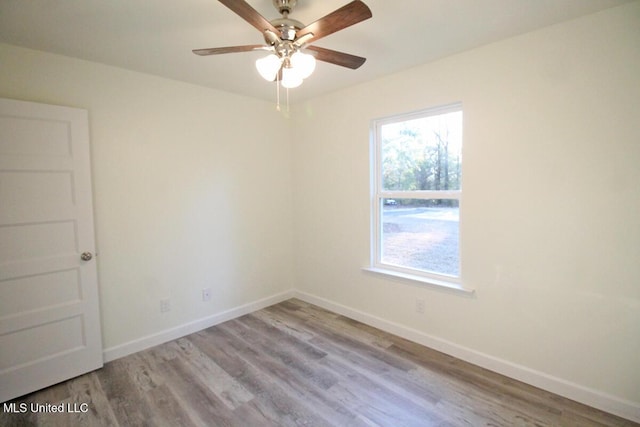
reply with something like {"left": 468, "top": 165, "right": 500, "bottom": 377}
{"left": 365, "top": 102, "right": 473, "bottom": 294}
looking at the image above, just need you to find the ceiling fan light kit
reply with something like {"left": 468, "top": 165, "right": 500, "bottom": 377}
{"left": 193, "top": 0, "right": 372, "bottom": 106}
{"left": 256, "top": 51, "right": 316, "bottom": 89}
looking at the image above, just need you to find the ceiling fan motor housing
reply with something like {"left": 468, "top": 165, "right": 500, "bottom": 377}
{"left": 270, "top": 0, "right": 302, "bottom": 41}
{"left": 269, "top": 17, "right": 304, "bottom": 41}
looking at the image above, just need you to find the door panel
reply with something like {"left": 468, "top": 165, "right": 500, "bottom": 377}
{"left": 0, "top": 98, "right": 103, "bottom": 402}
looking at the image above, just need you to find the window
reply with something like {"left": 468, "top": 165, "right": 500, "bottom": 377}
{"left": 369, "top": 103, "right": 464, "bottom": 288}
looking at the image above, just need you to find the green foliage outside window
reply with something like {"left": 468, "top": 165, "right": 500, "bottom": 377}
{"left": 381, "top": 111, "right": 462, "bottom": 207}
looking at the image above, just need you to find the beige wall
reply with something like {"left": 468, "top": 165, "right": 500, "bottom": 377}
{"left": 291, "top": 1, "right": 640, "bottom": 410}
{"left": 0, "top": 44, "right": 294, "bottom": 350}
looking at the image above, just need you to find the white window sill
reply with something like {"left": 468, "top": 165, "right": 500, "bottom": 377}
{"left": 362, "top": 267, "right": 475, "bottom": 296}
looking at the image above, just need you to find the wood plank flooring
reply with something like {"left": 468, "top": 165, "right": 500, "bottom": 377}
{"left": 1, "top": 299, "right": 637, "bottom": 426}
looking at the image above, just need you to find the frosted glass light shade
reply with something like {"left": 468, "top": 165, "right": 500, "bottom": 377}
{"left": 291, "top": 51, "right": 316, "bottom": 79}
{"left": 256, "top": 54, "right": 282, "bottom": 81}
{"left": 281, "top": 67, "right": 303, "bottom": 88}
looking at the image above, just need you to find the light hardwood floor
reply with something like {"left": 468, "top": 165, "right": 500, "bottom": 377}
{"left": 1, "top": 299, "right": 637, "bottom": 426}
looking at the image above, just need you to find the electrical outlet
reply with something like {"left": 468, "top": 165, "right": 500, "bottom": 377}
{"left": 160, "top": 298, "right": 171, "bottom": 313}
{"left": 202, "top": 288, "right": 212, "bottom": 302}
{"left": 416, "top": 298, "right": 425, "bottom": 314}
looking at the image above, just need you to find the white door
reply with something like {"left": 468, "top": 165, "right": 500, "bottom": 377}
{"left": 0, "top": 98, "right": 103, "bottom": 402}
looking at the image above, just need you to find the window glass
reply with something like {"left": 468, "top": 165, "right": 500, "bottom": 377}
{"left": 381, "top": 111, "right": 462, "bottom": 192}
{"left": 381, "top": 199, "right": 459, "bottom": 277}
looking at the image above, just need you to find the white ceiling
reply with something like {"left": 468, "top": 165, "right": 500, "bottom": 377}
{"left": 0, "top": 0, "right": 633, "bottom": 103}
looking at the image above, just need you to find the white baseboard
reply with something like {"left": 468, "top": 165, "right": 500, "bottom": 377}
{"left": 102, "top": 290, "right": 295, "bottom": 363}
{"left": 293, "top": 290, "right": 640, "bottom": 424}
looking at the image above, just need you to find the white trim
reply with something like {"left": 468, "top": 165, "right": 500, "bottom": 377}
{"left": 380, "top": 190, "right": 461, "bottom": 200}
{"left": 362, "top": 266, "right": 474, "bottom": 295}
{"left": 102, "top": 290, "right": 295, "bottom": 363}
{"left": 293, "top": 290, "right": 640, "bottom": 424}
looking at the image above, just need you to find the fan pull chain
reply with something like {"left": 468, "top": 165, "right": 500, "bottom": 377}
{"left": 276, "top": 73, "right": 281, "bottom": 111}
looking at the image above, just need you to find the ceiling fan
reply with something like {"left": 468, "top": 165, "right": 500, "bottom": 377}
{"left": 193, "top": 0, "right": 372, "bottom": 89}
